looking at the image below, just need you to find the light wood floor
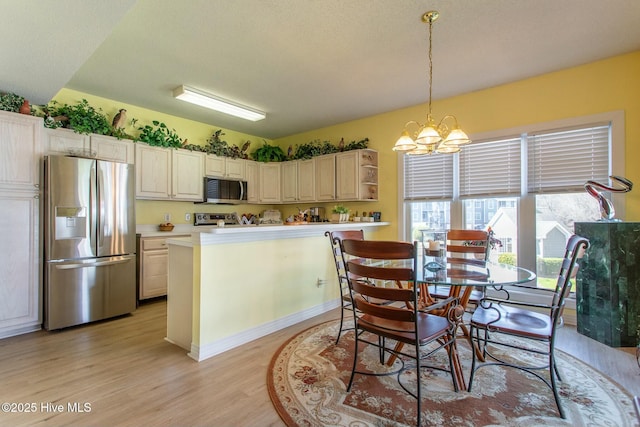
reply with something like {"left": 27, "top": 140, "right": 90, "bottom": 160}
{"left": 0, "top": 299, "right": 637, "bottom": 427}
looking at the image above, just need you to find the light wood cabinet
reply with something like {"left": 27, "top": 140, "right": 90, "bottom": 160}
{"left": 297, "top": 159, "right": 316, "bottom": 202}
{"left": 245, "top": 160, "right": 259, "bottom": 203}
{"left": 336, "top": 149, "right": 378, "bottom": 201}
{"left": 0, "top": 111, "right": 43, "bottom": 191}
{"left": 315, "top": 154, "right": 336, "bottom": 201}
{"left": 0, "top": 190, "right": 41, "bottom": 338}
{"left": 45, "top": 128, "right": 134, "bottom": 164}
{"left": 90, "top": 134, "right": 134, "bottom": 164}
{"left": 281, "top": 161, "right": 298, "bottom": 202}
{"left": 135, "top": 144, "right": 204, "bottom": 201}
{"left": 259, "top": 162, "right": 281, "bottom": 203}
{"left": 205, "top": 155, "right": 245, "bottom": 179}
{"left": 171, "top": 149, "right": 204, "bottom": 201}
{"left": 0, "top": 111, "right": 43, "bottom": 338}
{"left": 135, "top": 143, "right": 171, "bottom": 199}
{"left": 137, "top": 235, "right": 188, "bottom": 300}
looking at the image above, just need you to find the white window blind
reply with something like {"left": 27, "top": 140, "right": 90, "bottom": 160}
{"left": 404, "top": 153, "right": 453, "bottom": 200}
{"left": 527, "top": 125, "right": 610, "bottom": 193}
{"left": 459, "top": 137, "right": 522, "bottom": 197}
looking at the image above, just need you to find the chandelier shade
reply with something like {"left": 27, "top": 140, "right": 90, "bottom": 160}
{"left": 393, "top": 11, "right": 470, "bottom": 155}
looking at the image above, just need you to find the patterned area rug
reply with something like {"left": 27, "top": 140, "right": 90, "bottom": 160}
{"left": 267, "top": 320, "right": 638, "bottom": 427}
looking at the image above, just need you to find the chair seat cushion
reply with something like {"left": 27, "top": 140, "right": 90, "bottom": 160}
{"left": 358, "top": 312, "right": 451, "bottom": 346}
{"left": 471, "top": 303, "right": 552, "bottom": 339}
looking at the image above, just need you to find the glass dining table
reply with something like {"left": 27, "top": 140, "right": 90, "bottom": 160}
{"left": 419, "top": 257, "right": 536, "bottom": 390}
{"left": 382, "top": 254, "right": 536, "bottom": 391}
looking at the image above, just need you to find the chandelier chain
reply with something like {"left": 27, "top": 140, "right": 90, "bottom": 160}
{"left": 427, "top": 17, "right": 433, "bottom": 118}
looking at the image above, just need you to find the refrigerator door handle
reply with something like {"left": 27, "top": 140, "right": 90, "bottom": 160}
{"left": 90, "top": 162, "right": 98, "bottom": 251}
{"left": 97, "top": 165, "right": 105, "bottom": 247}
{"left": 54, "top": 257, "right": 133, "bottom": 270}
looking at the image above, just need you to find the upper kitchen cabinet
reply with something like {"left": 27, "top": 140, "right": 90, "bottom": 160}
{"left": 0, "top": 111, "right": 43, "bottom": 191}
{"left": 336, "top": 149, "right": 378, "bottom": 201}
{"left": 205, "top": 154, "right": 245, "bottom": 180}
{"left": 44, "top": 128, "right": 134, "bottom": 164}
{"left": 297, "top": 159, "right": 315, "bottom": 202}
{"left": 171, "top": 149, "right": 204, "bottom": 201}
{"left": 245, "top": 160, "right": 259, "bottom": 203}
{"left": 281, "top": 161, "right": 298, "bottom": 203}
{"left": 315, "top": 154, "right": 336, "bottom": 201}
{"left": 135, "top": 143, "right": 204, "bottom": 201}
{"left": 90, "top": 134, "right": 135, "bottom": 164}
{"left": 259, "top": 162, "right": 281, "bottom": 203}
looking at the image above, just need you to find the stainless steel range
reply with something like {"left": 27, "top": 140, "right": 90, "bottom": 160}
{"left": 193, "top": 212, "right": 240, "bottom": 226}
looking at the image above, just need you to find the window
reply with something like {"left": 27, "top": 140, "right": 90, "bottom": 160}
{"left": 401, "top": 111, "right": 624, "bottom": 289}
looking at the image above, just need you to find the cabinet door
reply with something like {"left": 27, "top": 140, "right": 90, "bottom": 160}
{"left": 0, "top": 190, "right": 41, "bottom": 337}
{"left": 245, "top": 160, "right": 260, "bottom": 203}
{"left": 281, "top": 161, "right": 298, "bottom": 202}
{"left": 91, "top": 135, "right": 134, "bottom": 164}
{"left": 140, "top": 248, "right": 169, "bottom": 299}
{"left": 172, "top": 150, "right": 204, "bottom": 201}
{"left": 44, "top": 127, "right": 89, "bottom": 157}
{"left": 225, "top": 158, "right": 245, "bottom": 179}
{"left": 135, "top": 143, "right": 171, "bottom": 199}
{"left": 315, "top": 154, "right": 336, "bottom": 201}
{"left": 205, "top": 154, "right": 225, "bottom": 177}
{"left": 297, "top": 159, "right": 315, "bottom": 202}
{"left": 336, "top": 151, "right": 358, "bottom": 200}
{"left": 0, "top": 111, "right": 43, "bottom": 191}
{"left": 259, "top": 162, "right": 281, "bottom": 203}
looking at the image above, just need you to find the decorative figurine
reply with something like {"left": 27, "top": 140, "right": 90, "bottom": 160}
{"left": 584, "top": 175, "right": 633, "bottom": 221}
{"left": 112, "top": 108, "right": 127, "bottom": 130}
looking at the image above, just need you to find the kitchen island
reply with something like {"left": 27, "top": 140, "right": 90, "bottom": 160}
{"left": 166, "top": 222, "right": 389, "bottom": 361}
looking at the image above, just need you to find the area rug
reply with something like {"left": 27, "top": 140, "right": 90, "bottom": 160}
{"left": 268, "top": 320, "right": 638, "bottom": 427}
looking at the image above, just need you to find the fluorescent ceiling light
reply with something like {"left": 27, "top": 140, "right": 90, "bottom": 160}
{"left": 173, "top": 85, "right": 266, "bottom": 121}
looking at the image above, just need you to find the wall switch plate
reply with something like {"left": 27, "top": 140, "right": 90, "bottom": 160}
{"left": 164, "top": 213, "right": 171, "bottom": 222}
{"left": 185, "top": 213, "right": 191, "bottom": 222}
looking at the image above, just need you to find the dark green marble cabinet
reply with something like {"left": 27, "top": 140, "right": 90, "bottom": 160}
{"left": 574, "top": 222, "right": 640, "bottom": 347}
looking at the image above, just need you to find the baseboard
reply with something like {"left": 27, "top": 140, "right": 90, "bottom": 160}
{"left": 188, "top": 299, "right": 341, "bottom": 362}
{"left": 0, "top": 323, "right": 41, "bottom": 340}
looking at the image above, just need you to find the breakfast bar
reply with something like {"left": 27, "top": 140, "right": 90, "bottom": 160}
{"left": 165, "top": 222, "right": 389, "bottom": 361}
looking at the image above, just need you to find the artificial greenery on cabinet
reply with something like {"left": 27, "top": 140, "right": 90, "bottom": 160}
{"left": 0, "top": 92, "right": 26, "bottom": 113}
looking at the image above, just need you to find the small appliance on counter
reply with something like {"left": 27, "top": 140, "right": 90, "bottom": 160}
{"left": 260, "top": 209, "right": 283, "bottom": 225}
{"left": 308, "top": 207, "right": 325, "bottom": 222}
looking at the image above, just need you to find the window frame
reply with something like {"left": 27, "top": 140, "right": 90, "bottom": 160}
{"left": 398, "top": 110, "right": 625, "bottom": 281}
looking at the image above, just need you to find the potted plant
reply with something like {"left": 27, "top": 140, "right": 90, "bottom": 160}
{"left": 44, "top": 99, "right": 112, "bottom": 135}
{"left": 137, "top": 120, "right": 183, "bottom": 148}
{"left": 331, "top": 204, "right": 350, "bottom": 223}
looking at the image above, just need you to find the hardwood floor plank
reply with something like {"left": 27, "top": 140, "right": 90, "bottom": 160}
{"left": 0, "top": 299, "right": 637, "bottom": 426}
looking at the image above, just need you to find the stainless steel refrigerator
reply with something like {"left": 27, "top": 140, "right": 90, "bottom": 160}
{"left": 43, "top": 155, "right": 136, "bottom": 330}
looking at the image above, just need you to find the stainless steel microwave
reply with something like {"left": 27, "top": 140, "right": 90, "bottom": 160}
{"left": 203, "top": 177, "right": 248, "bottom": 204}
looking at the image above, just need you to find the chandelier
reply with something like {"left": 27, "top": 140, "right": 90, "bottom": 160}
{"left": 393, "top": 11, "right": 471, "bottom": 155}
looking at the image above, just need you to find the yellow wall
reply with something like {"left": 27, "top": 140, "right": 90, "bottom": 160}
{"left": 55, "top": 51, "right": 640, "bottom": 231}
{"left": 274, "top": 51, "right": 640, "bottom": 238}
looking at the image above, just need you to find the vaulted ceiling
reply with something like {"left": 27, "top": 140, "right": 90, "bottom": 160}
{"left": 2, "top": 0, "right": 639, "bottom": 139}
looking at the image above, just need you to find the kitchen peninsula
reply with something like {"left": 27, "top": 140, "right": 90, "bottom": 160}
{"left": 165, "top": 221, "right": 388, "bottom": 361}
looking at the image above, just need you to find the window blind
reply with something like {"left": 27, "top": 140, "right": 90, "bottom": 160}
{"left": 459, "top": 137, "right": 522, "bottom": 197}
{"left": 404, "top": 153, "right": 453, "bottom": 200}
{"left": 527, "top": 125, "right": 610, "bottom": 193}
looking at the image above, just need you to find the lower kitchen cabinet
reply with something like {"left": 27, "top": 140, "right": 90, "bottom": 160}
{"left": 137, "top": 235, "right": 188, "bottom": 300}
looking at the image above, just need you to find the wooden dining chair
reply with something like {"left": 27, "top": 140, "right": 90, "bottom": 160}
{"left": 325, "top": 229, "right": 364, "bottom": 344}
{"left": 468, "top": 234, "right": 589, "bottom": 419}
{"left": 341, "top": 239, "right": 459, "bottom": 426}
{"left": 427, "top": 229, "right": 490, "bottom": 305}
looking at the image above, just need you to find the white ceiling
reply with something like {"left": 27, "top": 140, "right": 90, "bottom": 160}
{"left": 2, "top": 0, "right": 639, "bottom": 139}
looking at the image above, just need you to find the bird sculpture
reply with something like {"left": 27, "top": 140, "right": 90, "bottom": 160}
{"left": 112, "top": 109, "right": 127, "bottom": 130}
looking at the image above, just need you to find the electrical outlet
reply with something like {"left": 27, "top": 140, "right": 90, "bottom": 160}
{"left": 316, "top": 278, "right": 326, "bottom": 287}
{"left": 164, "top": 213, "right": 171, "bottom": 222}
{"left": 185, "top": 213, "right": 191, "bottom": 222}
